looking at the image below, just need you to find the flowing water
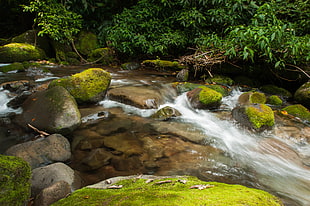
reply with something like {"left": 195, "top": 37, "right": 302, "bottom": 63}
{"left": 0, "top": 65, "right": 309, "bottom": 205}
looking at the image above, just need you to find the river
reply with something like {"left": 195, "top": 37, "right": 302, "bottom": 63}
{"left": 0, "top": 64, "right": 309, "bottom": 206}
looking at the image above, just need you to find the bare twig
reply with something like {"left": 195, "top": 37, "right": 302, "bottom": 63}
{"left": 286, "top": 64, "right": 310, "bottom": 79}
{"left": 27, "top": 124, "right": 50, "bottom": 136}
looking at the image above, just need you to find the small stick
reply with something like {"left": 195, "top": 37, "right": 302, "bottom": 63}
{"left": 27, "top": 124, "right": 50, "bottom": 136}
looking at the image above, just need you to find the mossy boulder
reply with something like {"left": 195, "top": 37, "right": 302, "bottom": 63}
{"left": 0, "top": 62, "right": 25, "bottom": 73}
{"left": 87, "top": 47, "right": 116, "bottom": 65}
{"left": 142, "top": 59, "right": 185, "bottom": 70}
{"left": 151, "top": 106, "right": 182, "bottom": 120}
{"left": 266, "top": 95, "right": 283, "bottom": 106}
{"left": 294, "top": 81, "right": 310, "bottom": 109}
{"left": 0, "top": 43, "right": 46, "bottom": 63}
{"left": 173, "top": 82, "right": 203, "bottom": 94}
{"left": 49, "top": 68, "right": 111, "bottom": 104}
{"left": 0, "top": 154, "right": 31, "bottom": 206}
{"left": 52, "top": 175, "right": 283, "bottom": 206}
{"left": 75, "top": 31, "right": 98, "bottom": 56}
{"left": 187, "top": 87, "right": 222, "bottom": 109}
{"left": 205, "top": 75, "right": 234, "bottom": 86}
{"left": 238, "top": 92, "right": 267, "bottom": 105}
{"left": 260, "top": 85, "right": 292, "bottom": 99}
{"left": 11, "top": 30, "right": 53, "bottom": 57}
{"left": 282, "top": 104, "right": 310, "bottom": 122}
{"left": 232, "top": 104, "right": 275, "bottom": 130}
{"left": 19, "top": 86, "right": 81, "bottom": 134}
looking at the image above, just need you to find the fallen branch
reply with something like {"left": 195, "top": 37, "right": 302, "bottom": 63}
{"left": 27, "top": 124, "right": 50, "bottom": 137}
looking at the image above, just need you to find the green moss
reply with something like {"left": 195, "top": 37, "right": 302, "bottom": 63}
{"left": 294, "top": 81, "right": 310, "bottom": 108}
{"left": 142, "top": 59, "right": 185, "bottom": 70}
{"left": 249, "top": 92, "right": 266, "bottom": 104}
{"left": 199, "top": 87, "right": 222, "bottom": 105}
{"left": 49, "top": 68, "right": 111, "bottom": 104}
{"left": 0, "top": 62, "right": 25, "bottom": 72}
{"left": 52, "top": 176, "right": 282, "bottom": 206}
{"left": 205, "top": 84, "right": 230, "bottom": 96}
{"left": 205, "top": 75, "right": 234, "bottom": 86}
{"left": 0, "top": 155, "right": 31, "bottom": 206}
{"left": 267, "top": 95, "right": 283, "bottom": 106}
{"left": 75, "top": 31, "right": 98, "bottom": 56}
{"left": 260, "top": 85, "right": 292, "bottom": 99}
{"left": 246, "top": 104, "right": 275, "bottom": 129}
{"left": 0, "top": 43, "right": 46, "bottom": 63}
{"left": 173, "top": 82, "right": 202, "bottom": 93}
{"left": 282, "top": 104, "right": 310, "bottom": 121}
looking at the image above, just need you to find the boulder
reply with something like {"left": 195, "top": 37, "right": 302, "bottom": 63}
{"left": 176, "top": 68, "right": 189, "bottom": 82}
{"left": 187, "top": 87, "right": 222, "bottom": 109}
{"left": 266, "top": 95, "right": 283, "bottom": 106}
{"left": 294, "top": 81, "right": 310, "bottom": 109}
{"left": 0, "top": 43, "right": 46, "bottom": 63}
{"left": 205, "top": 75, "right": 234, "bottom": 86}
{"left": 260, "top": 84, "right": 292, "bottom": 99}
{"left": 108, "top": 86, "right": 163, "bottom": 109}
{"left": 34, "top": 180, "right": 71, "bottom": 206}
{"left": 238, "top": 92, "right": 266, "bottom": 105}
{"left": 232, "top": 104, "right": 275, "bottom": 130}
{"left": 5, "top": 134, "right": 71, "bottom": 169}
{"left": 75, "top": 31, "right": 98, "bottom": 56}
{"left": 19, "top": 86, "right": 81, "bottom": 134}
{"left": 49, "top": 68, "right": 111, "bottom": 104}
{"left": 151, "top": 106, "right": 181, "bottom": 120}
{"left": 52, "top": 175, "right": 282, "bottom": 206}
{"left": 282, "top": 104, "right": 310, "bottom": 122}
{"left": 0, "top": 154, "right": 31, "bottom": 206}
{"left": 142, "top": 59, "right": 185, "bottom": 70}
{"left": 31, "top": 162, "right": 82, "bottom": 197}
{"left": 87, "top": 47, "right": 116, "bottom": 65}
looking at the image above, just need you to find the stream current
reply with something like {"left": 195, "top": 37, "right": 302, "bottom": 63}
{"left": 0, "top": 65, "right": 309, "bottom": 206}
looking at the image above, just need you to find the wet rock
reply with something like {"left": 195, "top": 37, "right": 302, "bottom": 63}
{"left": 0, "top": 43, "right": 46, "bottom": 63}
{"left": 294, "top": 81, "right": 310, "bottom": 109}
{"left": 31, "top": 162, "right": 82, "bottom": 197}
{"left": 187, "top": 87, "right": 222, "bottom": 110}
{"left": 108, "top": 86, "right": 164, "bottom": 109}
{"left": 7, "top": 90, "right": 32, "bottom": 109}
{"left": 0, "top": 62, "right": 25, "bottom": 73}
{"left": 0, "top": 80, "right": 31, "bottom": 93}
{"left": 121, "top": 62, "right": 140, "bottom": 70}
{"left": 19, "top": 86, "right": 81, "bottom": 134}
{"left": 151, "top": 106, "right": 181, "bottom": 120}
{"left": 81, "top": 148, "right": 112, "bottom": 170}
{"left": 5, "top": 134, "right": 71, "bottom": 169}
{"left": 0, "top": 154, "right": 31, "bottom": 206}
{"left": 176, "top": 68, "right": 189, "bottom": 82}
{"left": 49, "top": 68, "right": 111, "bottom": 104}
{"left": 232, "top": 104, "right": 275, "bottom": 130}
{"left": 34, "top": 180, "right": 71, "bottom": 206}
{"left": 238, "top": 92, "right": 266, "bottom": 105}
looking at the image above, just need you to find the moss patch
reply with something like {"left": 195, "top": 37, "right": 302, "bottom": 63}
{"left": 282, "top": 104, "right": 310, "bottom": 122}
{"left": 260, "top": 85, "right": 292, "bottom": 99}
{"left": 249, "top": 92, "right": 266, "bottom": 104}
{"left": 199, "top": 87, "right": 222, "bottom": 105}
{"left": 205, "top": 75, "right": 234, "bottom": 86}
{"left": 75, "top": 31, "right": 98, "bottom": 56}
{"left": 0, "top": 62, "right": 25, "bottom": 72}
{"left": 0, "top": 43, "right": 46, "bottom": 63}
{"left": 142, "top": 59, "right": 185, "bottom": 70}
{"left": 0, "top": 154, "right": 31, "bottom": 206}
{"left": 246, "top": 104, "right": 275, "bottom": 129}
{"left": 267, "top": 95, "right": 283, "bottom": 106}
{"left": 49, "top": 68, "right": 111, "bottom": 104}
{"left": 52, "top": 176, "right": 282, "bottom": 206}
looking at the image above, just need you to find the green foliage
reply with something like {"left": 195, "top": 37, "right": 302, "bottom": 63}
{"left": 22, "top": 0, "right": 82, "bottom": 43}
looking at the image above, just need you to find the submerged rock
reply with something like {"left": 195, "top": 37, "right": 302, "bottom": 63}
{"left": 232, "top": 104, "right": 275, "bottom": 130}
{"left": 52, "top": 175, "right": 283, "bottom": 206}
{"left": 187, "top": 87, "right": 222, "bottom": 109}
{"left": 0, "top": 43, "right": 46, "bottom": 63}
{"left": 0, "top": 154, "right": 31, "bottom": 206}
{"left": 19, "top": 86, "right": 81, "bottom": 134}
{"left": 5, "top": 134, "right": 71, "bottom": 169}
{"left": 49, "top": 68, "right": 111, "bottom": 104}
{"left": 294, "top": 81, "right": 310, "bottom": 109}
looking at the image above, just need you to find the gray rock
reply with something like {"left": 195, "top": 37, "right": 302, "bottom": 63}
{"left": 151, "top": 106, "right": 181, "bottom": 121}
{"left": 19, "top": 86, "right": 81, "bottom": 134}
{"left": 31, "top": 162, "right": 82, "bottom": 197}
{"left": 294, "top": 81, "right": 310, "bottom": 109}
{"left": 5, "top": 134, "right": 71, "bottom": 169}
{"left": 34, "top": 180, "right": 71, "bottom": 206}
